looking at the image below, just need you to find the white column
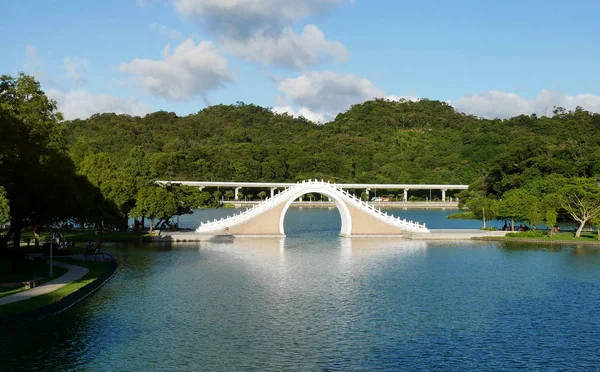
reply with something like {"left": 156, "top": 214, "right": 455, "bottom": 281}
{"left": 365, "top": 188, "right": 370, "bottom": 200}
{"left": 198, "top": 187, "right": 204, "bottom": 191}
{"left": 271, "top": 187, "right": 277, "bottom": 198}
{"left": 235, "top": 187, "right": 241, "bottom": 201}
{"left": 403, "top": 189, "right": 408, "bottom": 202}
{"left": 442, "top": 189, "right": 447, "bottom": 202}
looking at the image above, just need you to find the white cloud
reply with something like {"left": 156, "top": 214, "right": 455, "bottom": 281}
{"left": 63, "top": 57, "right": 89, "bottom": 85}
{"left": 385, "top": 95, "right": 419, "bottom": 102}
{"left": 22, "top": 45, "right": 49, "bottom": 83}
{"left": 273, "top": 105, "right": 327, "bottom": 123}
{"left": 451, "top": 90, "right": 600, "bottom": 119}
{"left": 223, "top": 24, "right": 348, "bottom": 69}
{"left": 277, "top": 71, "right": 385, "bottom": 121}
{"left": 169, "top": 0, "right": 351, "bottom": 69}
{"left": 24, "top": 45, "right": 44, "bottom": 71}
{"left": 149, "top": 22, "right": 184, "bottom": 40}
{"left": 48, "top": 89, "right": 153, "bottom": 120}
{"left": 171, "top": 0, "right": 349, "bottom": 35}
{"left": 119, "top": 39, "right": 234, "bottom": 102}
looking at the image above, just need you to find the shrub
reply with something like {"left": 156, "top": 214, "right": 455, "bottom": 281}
{"left": 506, "top": 230, "right": 546, "bottom": 238}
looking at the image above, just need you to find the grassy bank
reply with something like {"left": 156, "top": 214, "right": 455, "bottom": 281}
{"left": 478, "top": 231, "right": 600, "bottom": 244}
{"left": 13, "top": 229, "right": 155, "bottom": 243}
{"left": 0, "top": 260, "right": 111, "bottom": 317}
{"left": 0, "top": 260, "right": 68, "bottom": 298}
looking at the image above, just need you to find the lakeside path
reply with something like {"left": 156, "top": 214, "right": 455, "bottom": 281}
{"left": 0, "top": 262, "right": 89, "bottom": 306}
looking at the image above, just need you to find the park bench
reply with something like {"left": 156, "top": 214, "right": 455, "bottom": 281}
{"left": 23, "top": 277, "right": 42, "bottom": 290}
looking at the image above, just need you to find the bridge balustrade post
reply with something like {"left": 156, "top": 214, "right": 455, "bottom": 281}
{"left": 271, "top": 187, "right": 277, "bottom": 198}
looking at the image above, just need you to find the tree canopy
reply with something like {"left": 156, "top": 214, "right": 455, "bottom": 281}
{"left": 64, "top": 100, "right": 600, "bottom": 189}
{"left": 0, "top": 74, "right": 119, "bottom": 255}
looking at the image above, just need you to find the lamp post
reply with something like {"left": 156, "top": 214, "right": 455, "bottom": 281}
{"left": 49, "top": 229, "right": 53, "bottom": 276}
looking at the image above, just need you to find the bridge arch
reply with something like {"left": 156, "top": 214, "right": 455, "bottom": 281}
{"left": 278, "top": 186, "right": 352, "bottom": 236}
{"left": 194, "top": 180, "right": 429, "bottom": 236}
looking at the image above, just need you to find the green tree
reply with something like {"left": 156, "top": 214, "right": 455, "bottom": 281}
{"left": 0, "top": 187, "right": 9, "bottom": 227}
{"left": 591, "top": 217, "right": 600, "bottom": 241}
{"left": 0, "top": 73, "right": 86, "bottom": 255}
{"left": 559, "top": 178, "right": 600, "bottom": 237}
{"left": 465, "top": 196, "right": 498, "bottom": 228}
{"left": 78, "top": 153, "right": 136, "bottom": 229}
{"left": 539, "top": 194, "right": 560, "bottom": 237}
{"left": 131, "top": 186, "right": 175, "bottom": 232}
{"left": 257, "top": 191, "right": 267, "bottom": 200}
{"left": 545, "top": 209, "right": 558, "bottom": 237}
{"left": 211, "top": 191, "right": 222, "bottom": 207}
{"left": 498, "top": 189, "right": 539, "bottom": 231}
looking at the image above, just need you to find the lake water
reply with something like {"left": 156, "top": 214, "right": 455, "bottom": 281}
{"left": 1, "top": 209, "right": 600, "bottom": 371}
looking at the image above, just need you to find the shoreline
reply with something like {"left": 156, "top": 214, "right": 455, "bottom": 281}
{"left": 473, "top": 236, "right": 600, "bottom": 245}
{"left": 0, "top": 260, "right": 117, "bottom": 327}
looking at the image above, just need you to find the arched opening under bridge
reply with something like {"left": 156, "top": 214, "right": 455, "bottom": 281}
{"left": 279, "top": 188, "right": 352, "bottom": 237}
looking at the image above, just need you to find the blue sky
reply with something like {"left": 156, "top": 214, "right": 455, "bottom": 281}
{"left": 2, "top": 0, "right": 599, "bottom": 121}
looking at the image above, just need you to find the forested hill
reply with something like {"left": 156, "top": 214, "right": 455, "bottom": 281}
{"left": 65, "top": 99, "right": 600, "bottom": 195}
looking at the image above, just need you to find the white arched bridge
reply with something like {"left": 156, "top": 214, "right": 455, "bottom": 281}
{"left": 194, "top": 179, "right": 430, "bottom": 237}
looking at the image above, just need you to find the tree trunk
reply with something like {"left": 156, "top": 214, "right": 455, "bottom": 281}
{"left": 511, "top": 219, "right": 514, "bottom": 231}
{"left": 11, "top": 217, "right": 23, "bottom": 273}
{"left": 597, "top": 227, "right": 599, "bottom": 241}
{"left": 34, "top": 224, "right": 40, "bottom": 250}
{"left": 141, "top": 216, "right": 145, "bottom": 230}
{"left": 0, "top": 222, "right": 15, "bottom": 253}
{"left": 482, "top": 208, "right": 486, "bottom": 229}
{"left": 149, "top": 218, "right": 154, "bottom": 233}
{"left": 575, "top": 219, "right": 586, "bottom": 238}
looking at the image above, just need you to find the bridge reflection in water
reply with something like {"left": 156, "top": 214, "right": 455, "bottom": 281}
{"left": 193, "top": 236, "right": 428, "bottom": 266}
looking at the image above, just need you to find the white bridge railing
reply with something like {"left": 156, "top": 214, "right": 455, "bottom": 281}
{"left": 195, "top": 179, "right": 429, "bottom": 233}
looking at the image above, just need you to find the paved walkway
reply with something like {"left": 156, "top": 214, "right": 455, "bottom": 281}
{"left": 0, "top": 262, "right": 89, "bottom": 306}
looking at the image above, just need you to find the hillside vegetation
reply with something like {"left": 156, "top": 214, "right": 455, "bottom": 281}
{"left": 66, "top": 99, "right": 600, "bottom": 190}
